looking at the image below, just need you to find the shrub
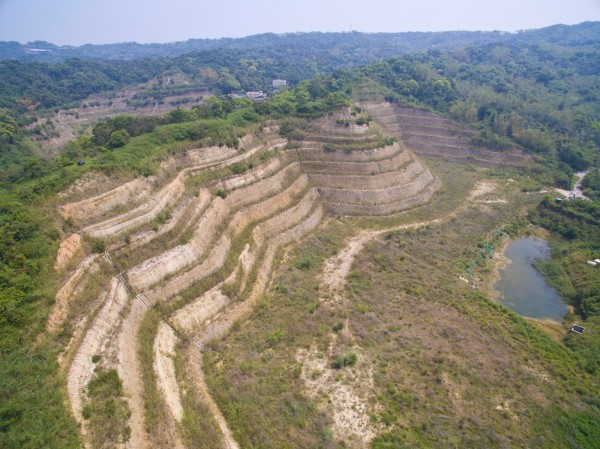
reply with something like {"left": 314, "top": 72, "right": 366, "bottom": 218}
{"left": 90, "top": 238, "right": 105, "bottom": 253}
{"left": 85, "top": 369, "right": 131, "bottom": 446}
{"left": 230, "top": 162, "right": 247, "bottom": 175}
{"left": 331, "top": 352, "right": 357, "bottom": 369}
{"left": 356, "top": 115, "right": 372, "bottom": 126}
{"left": 156, "top": 211, "right": 171, "bottom": 224}
{"left": 294, "top": 257, "right": 313, "bottom": 271}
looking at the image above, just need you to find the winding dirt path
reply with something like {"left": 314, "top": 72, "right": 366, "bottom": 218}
{"left": 311, "top": 181, "right": 496, "bottom": 447}
{"left": 322, "top": 181, "right": 495, "bottom": 293}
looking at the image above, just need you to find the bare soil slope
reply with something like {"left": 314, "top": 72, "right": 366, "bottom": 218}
{"left": 362, "top": 101, "right": 534, "bottom": 168}
{"left": 51, "top": 107, "right": 457, "bottom": 449}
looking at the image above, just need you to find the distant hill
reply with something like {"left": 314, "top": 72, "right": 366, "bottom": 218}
{"left": 1, "top": 22, "right": 598, "bottom": 63}
{"left": 1, "top": 22, "right": 599, "bottom": 116}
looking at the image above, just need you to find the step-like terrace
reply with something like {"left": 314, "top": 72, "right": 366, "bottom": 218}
{"left": 362, "top": 101, "right": 534, "bottom": 168}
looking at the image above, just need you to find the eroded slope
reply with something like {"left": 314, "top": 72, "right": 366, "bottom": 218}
{"left": 362, "top": 101, "right": 534, "bottom": 168}
{"left": 50, "top": 108, "right": 445, "bottom": 449}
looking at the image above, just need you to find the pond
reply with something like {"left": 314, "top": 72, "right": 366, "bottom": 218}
{"left": 493, "top": 237, "right": 568, "bottom": 321}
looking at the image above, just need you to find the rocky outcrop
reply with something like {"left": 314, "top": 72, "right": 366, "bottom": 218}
{"left": 55, "top": 233, "right": 84, "bottom": 272}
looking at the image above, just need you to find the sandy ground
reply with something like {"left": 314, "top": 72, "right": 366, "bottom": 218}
{"left": 153, "top": 323, "right": 186, "bottom": 449}
{"left": 47, "top": 255, "right": 100, "bottom": 334}
{"left": 67, "top": 278, "right": 128, "bottom": 430}
{"left": 60, "top": 177, "right": 156, "bottom": 224}
{"left": 297, "top": 343, "right": 378, "bottom": 448}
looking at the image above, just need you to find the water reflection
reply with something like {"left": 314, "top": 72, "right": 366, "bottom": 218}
{"left": 493, "top": 238, "right": 567, "bottom": 321}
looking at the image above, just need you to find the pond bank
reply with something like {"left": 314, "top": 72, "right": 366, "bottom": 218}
{"left": 490, "top": 236, "right": 568, "bottom": 322}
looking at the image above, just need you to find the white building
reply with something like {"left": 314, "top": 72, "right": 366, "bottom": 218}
{"left": 246, "top": 91, "right": 267, "bottom": 101}
{"left": 272, "top": 79, "right": 287, "bottom": 91}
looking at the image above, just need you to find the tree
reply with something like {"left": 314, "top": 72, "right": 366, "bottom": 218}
{"left": 450, "top": 99, "right": 478, "bottom": 123}
{"left": 107, "top": 129, "right": 130, "bottom": 149}
{"left": 217, "top": 69, "right": 241, "bottom": 93}
{"left": 168, "top": 107, "right": 188, "bottom": 123}
{"left": 398, "top": 79, "right": 419, "bottom": 97}
{"left": 0, "top": 112, "right": 17, "bottom": 149}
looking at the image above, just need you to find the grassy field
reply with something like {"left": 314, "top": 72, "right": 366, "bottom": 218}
{"left": 203, "top": 161, "right": 600, "bottom": 449}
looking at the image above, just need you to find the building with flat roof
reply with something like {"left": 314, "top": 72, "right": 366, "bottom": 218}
{"left": 246, "top": 91, "right": 267, "bottom": 101}
{"left": 272, "top": 79, "right": 287, "bottom": 91}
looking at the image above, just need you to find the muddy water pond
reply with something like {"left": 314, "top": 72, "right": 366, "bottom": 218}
{"left": 493, "top": 238, "right": 568, "bottom": 321}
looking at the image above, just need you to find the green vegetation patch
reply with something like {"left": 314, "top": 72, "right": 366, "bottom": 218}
{"left": 345, "top": 206, "right": 598, "bottom": 448}
{"left": 529, "top": 196, "right": 600, "bottom": 378}
{"left": 0, "top": 199, "right": 81, "bottom": 448}
{"left": 331, "top": 352, "right": 357, "bottom": 369}
{"left": 83, "top": 369, "right": 131, "bottom": 448}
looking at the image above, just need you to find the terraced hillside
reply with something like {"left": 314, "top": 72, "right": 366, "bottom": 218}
{"left": 362, "top": 101, "right": 534, "bottom": 168}
{"left": 49, "top": 107, "right": 441, "bottom": 448}
{"left": 293, "top": 113, "right": 441, "bottom": 215}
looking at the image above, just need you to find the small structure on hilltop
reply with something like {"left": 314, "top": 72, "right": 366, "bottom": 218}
{"left": 246, "top": 91, "right": 267, "bottom": 101}
{"left": 272, "top": 79, "right": 287, "bottom": 91}
{"left": 570, "top": 324, "right": 585, "bottom": 334}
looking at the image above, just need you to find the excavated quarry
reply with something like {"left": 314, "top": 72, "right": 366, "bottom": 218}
{"left": 362, "top": 101, "right": 534, "bottom": 168}
{"left": 49, "top": 103, "right": 515, "bottom": 448}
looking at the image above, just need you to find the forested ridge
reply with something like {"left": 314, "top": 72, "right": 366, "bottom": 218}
{"left": 353, "top": 34, "right": 600, "bottom": 184}
{"left": 2, "top": 22, "right": 599, "bottom": 187}
{"left": 0, "top": 27, "right": 559, "bottom": 62}
{"left": 1, "top": 22, "right": 599, "bottom": 111}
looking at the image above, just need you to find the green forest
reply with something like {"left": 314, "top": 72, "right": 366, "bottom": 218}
{"left": 0, "top": 21, "right": 599, "bottom": 449}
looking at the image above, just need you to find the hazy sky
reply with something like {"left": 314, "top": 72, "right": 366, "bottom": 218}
{"left": 0, "top": 0, "right": 599, "bottom": 45}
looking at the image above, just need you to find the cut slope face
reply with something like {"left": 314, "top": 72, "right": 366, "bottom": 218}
{"left": 294, "top": 109, "right": 441, "bottom": 215}
{"left": 54, "top": 112, "right": 443, "bottom": 449}
{"left": 362, "top": 101, "right": 534, "bottom": 168}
